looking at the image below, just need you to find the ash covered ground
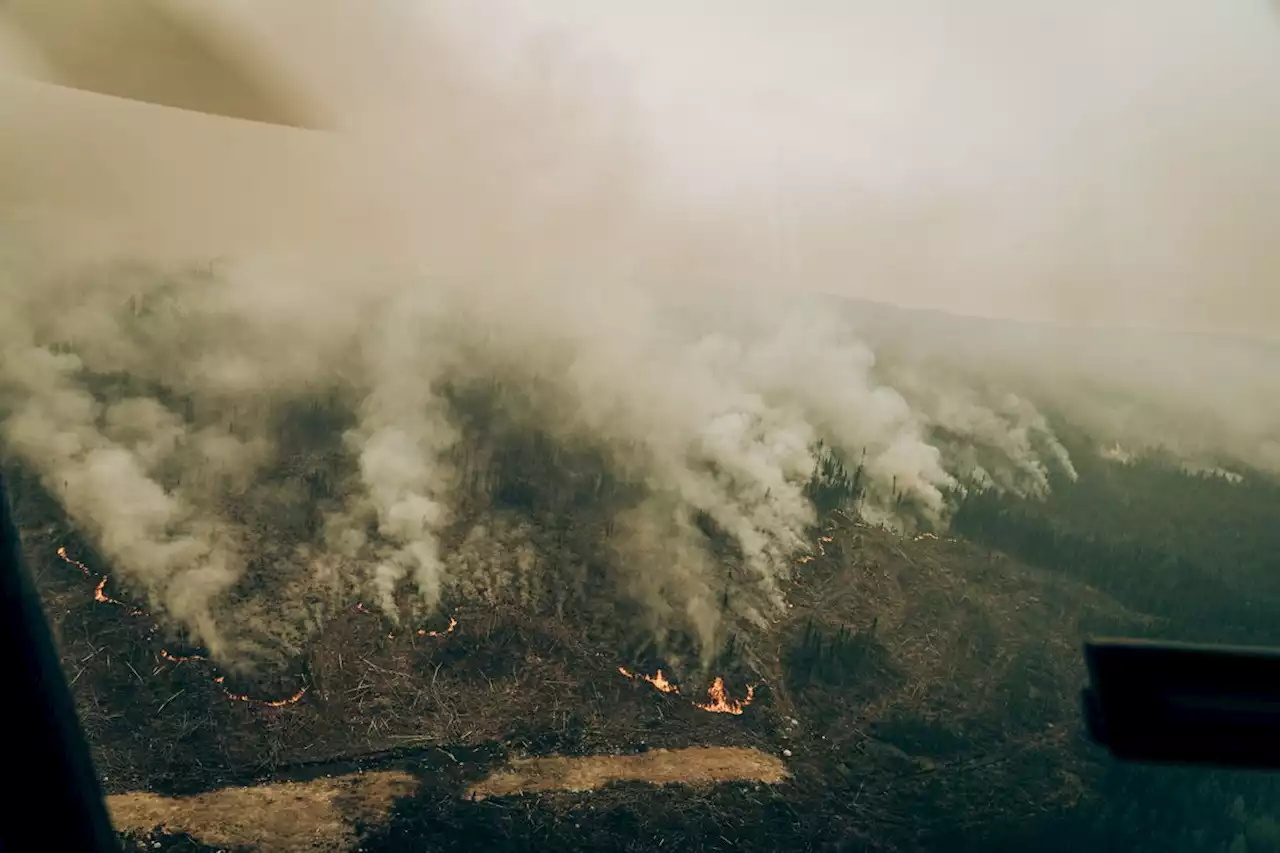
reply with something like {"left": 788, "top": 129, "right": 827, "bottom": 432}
{"left": 15, "top": 458, "right": 1130, "bottom": 852}
{"left": 4, "top": 271, "right": 1278, "bottom": 852}
{"left": 10, "top": 351, "right": 1280, "bottom": 851}
{"left": 4, "top": 7, "right": 1280, "bottom": 849}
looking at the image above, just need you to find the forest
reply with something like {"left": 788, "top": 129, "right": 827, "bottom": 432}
{"left": 9, "top": 380, "right": 1280, "bottom": 852}
{"left": 952, "top": 441, "right": 1280, "bottom": 853}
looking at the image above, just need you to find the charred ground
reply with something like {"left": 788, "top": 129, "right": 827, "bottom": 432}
{"left": 10, "top": 444, "right": 1280, "bottom": 852}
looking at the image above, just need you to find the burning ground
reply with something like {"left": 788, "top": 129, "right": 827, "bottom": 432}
{"left": 13, "top": 479, "right": 1142, "bottom": 852}
{"left": 3, "top": 6, "right": 1278, "bottom": 849}
{"left": 0, "top": 273, "right": 1245, "bottom": 852}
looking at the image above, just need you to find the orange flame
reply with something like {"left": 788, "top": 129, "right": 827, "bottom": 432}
{"left": 60, "top": 545, "right": 309, "bottom": 708}
{"left": 911, "top": 531, "right": 959, "bottom": 543}
{"left": 224, "top": 685, "right": 308, "bottom": 708}
{"left": 619, "top": 668, "right": 757, "bottom": 714}
{"left": 58, "top": 547, "right": 145, "bottom": 614}
{"left": 694, "top": 677, "right": 757, "bottom": 715}
{"left": 159, "top": 649, "right": 206, "bottom": 664}
{"left": 57, "top": 546, "right": 92, "bottom": 577}
{"left": 417, "top": 616, "right": 458, "bottom": 638}
{"left": 352, "top": 600, "right": 458, "bottom": 638}
{"left": 618, "top": 666, "right": 680, "bottom": 694}
{"left": 797, "top": 532, "right": 836, "bottom": 565}
{"left": 193, "top": 667, "right": 308, "bottom": 708}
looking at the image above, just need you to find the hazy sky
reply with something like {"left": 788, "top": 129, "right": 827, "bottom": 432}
{"left": 3, "top": 1, "right": 1280, "bottom": 338}
{"left": 458, "top": 0, "right": 1280, "bottom": 338}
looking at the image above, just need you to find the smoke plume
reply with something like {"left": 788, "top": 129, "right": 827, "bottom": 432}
{"left": 0, "top": 2, "right": 1275, "bottom": 671}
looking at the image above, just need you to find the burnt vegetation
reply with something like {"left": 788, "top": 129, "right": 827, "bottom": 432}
{"left": 6, "top": 396, "right": 1280, "bottom": 852}
{"left": 785, "top": 616, "right": 896, "bottom": 693}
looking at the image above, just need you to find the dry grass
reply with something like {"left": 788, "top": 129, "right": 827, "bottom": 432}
{"left": 108, "top": 748, "right": 789, "bottom": 850}
{"left": 782, "top": 521, "right": 1145, "bottom": 725}
{"left": 467, "top": 746, "right": 789, "bottom": 800}
{"left": 19, "top": 500, "right": 1142, "bottom": 850}
{"left": 109, "top": 770, "right": 416, "bottom": 852}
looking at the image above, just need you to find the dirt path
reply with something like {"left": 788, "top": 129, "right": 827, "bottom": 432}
{"left": 468, "top": 746, "right": 789, "bottom": 800}
{"left": 110, "top": 770, "right": 416, "bottom": 853}
{"left": 110, "top": 746, "right": 789, "bottom": 850}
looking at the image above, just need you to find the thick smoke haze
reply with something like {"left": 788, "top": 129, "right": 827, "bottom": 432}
{"left": 479, "top": 0, "right": 1280, "bottom": 341}
{"left": 0, "top": 3, "right": 1276, "bottom": 672}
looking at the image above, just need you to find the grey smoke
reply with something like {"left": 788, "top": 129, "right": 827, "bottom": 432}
{"left": 0, "top": 2, "right": 1275, "bottom": 671}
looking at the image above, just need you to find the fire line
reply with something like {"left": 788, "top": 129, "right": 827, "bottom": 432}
{"left": 618, "top": 668, "right": 757, "bottom": 715}
{"left": 618, "top": 527, "right": 838, "bottom": 715}
{"left": 57, "top": 546, "right": 308, "bottom": 708}
{"left": 352, "top": 602, "right": 458, "bottom": 639}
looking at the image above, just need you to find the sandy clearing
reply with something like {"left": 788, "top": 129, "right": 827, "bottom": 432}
{"left": 468, "top": 745, "right": 789, "bottom": 800}
{"left": 109, "top": 770, "right": 416, "bottom": 853}
{"left": 108, "top": 746, "right": 788, "bottom": 850}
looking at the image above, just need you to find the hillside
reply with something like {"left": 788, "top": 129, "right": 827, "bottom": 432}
{"left": 4, "top": 280, "right": 1279, "bottom": 852}
{"left": 11, "top": 473, "right": 1144, "bottom": 853}
{"left": 953, "top": 451, "right": 1280, "bottom": 853}
{"left": 955, "top": 446, "right": 1280, "bottom": 646}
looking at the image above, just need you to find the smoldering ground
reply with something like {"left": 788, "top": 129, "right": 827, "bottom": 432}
{"left": 0, "top": 2, "right": 1276, "bottom": 676}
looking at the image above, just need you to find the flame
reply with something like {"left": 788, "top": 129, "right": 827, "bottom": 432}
{"left": 159, "top": 649, "right": 206, "bottom": 664}
{"left": 910, "top": 531, "right": 958, "bottom": 543}
{"left": 162, "top": 649, "right": 305, "bottom": 707}
{"left": 57, "top": 546, "right": 92, "bottom": 577}
{"left": 59, "top": 545, "right": 309, "bottom": 708}
{"left": 694, "top": 677, "right": 757, "bottom": 716}
{"left": 618, "top": 666, "right": 680, "bottom": 694}
{"left": 618, "top": 668, "right": 757, "bottom": 715}
{"left": 58, "top": 547, "right": 146, "bottom": 614}
{"left": 58, "top": 547, "right": 458, "bottom": 709}
{"left": 417, "top": 616, "right": 458, "bottom": 638}
{"left": 223, "top": 685, "right": 308, "bottom": 708}
{"left": 352, "top": 600, "right": 457, "bottom": 638}
{"left": 796, "top": 532, "right": 836, "bottom": 565}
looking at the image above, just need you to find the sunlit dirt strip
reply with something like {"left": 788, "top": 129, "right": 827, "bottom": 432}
{"left": 467, "top": 746, "right": 789, "bottom": 800}
{"left": 109, "top": 770, "right": 417, "bottom": 853}
{"left": 56, "top": 547, "right": 455, "bottom": 709}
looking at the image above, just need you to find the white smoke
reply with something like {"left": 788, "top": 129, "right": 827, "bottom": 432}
{"left": 0, "top": 2, "right": 1273, "bottom": 671}
{"left": 0, "top": 342, "right": 243, "bottom": 659}
{"left": 341, "top": 290, "right": 460, "bottom": 621}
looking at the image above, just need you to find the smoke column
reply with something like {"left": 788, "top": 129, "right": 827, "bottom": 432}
{"left": 0, "top": 2, "right": 1275, "bottom": 670}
